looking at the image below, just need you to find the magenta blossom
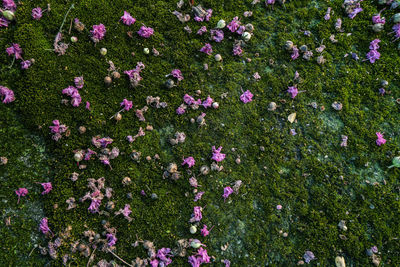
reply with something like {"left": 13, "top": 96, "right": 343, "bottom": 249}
{"left": 120, "top": 11, "right": 136, "bottom": 25}
{"left": 197, "top": 26, "right": 207, "bottom": 35}
{"left": 194, "top": 191, "right": 205, "bottom": 202}
{"left": 20, "top": 60, "right": 32, "bottom": 69}
{"left": 88, "top": 198, "right": 101, "bottom": 213}
{"left": 15, "top": 188, "right": 28, "bottom": 203}
{"left": 90, "top": 24, "right": 106, "bottom": 42}
{"left": 369, "top": 39, "right": 381, "bottom": 50}
{"left": 40, "top": 182, "right": 52, "bottom": 195}
{"left": 171, "top": 69, "right": 184, "bottom": 81}
{"left": 224, "top": 259, "right": 231, "bottom": 267}
{"left": 205, "top": 9, "right": 212, "bottom": 21}
{"left": 0, "top": 85, "right": 15, "bottom": 104}
{"left": 3, "top": 0, "right": 16, "bottom": 11}
{"left": 200, "top": 224, "right": 213, "bottom": 237}
{"left": 189, "top": 206, "right": 202, "bottom": 222}
{"left": 223, "top": 186, "right": 234, "bottom": 201}
{"left": 137, "top": 25, "right": 154, "bottom": 38}
{"left": 150, "top": 259, "right": 159, "bottom": 267}
{"left": 372, "top": 14, "right": 385, "bottom": 24}
{"left": 39, "top": 217, "right": 52, "bottom": 235}
{"left": 0, "top": 18, "right": 9, "bottom": 28}
{"left": 32, "top": 7, "right": 42, "bottom": 20}
{"left": 176, "top": 106, "right": 185, "bottom": 115}
{"left": 202, "top": 96, "right": 213, "bottom": 108}
{"left": 200, "top": 43, "right": 213, "bottom": 55}
{"left": 291, "top": 46, "right": 299, "bottom": 60}
{"left": 184, "top": 94, "right": 195, "bottom": 105}
{"left": 74, "top": 76, "right": 84, "bottom": 89}
{"left": 227, "top": 16, "right": 240, "bottom": 32}
{"left": 287, "top": 86, "right": 298, "bottom": 99}
{"left": 376, "top": 132, "right": 386, "bottom": 146}
{"left": 240, "top": 90, "right": 253, "bottom": 103}
{"left": 86, "top": 101, "right": 91, "bottom": 110}
{"left": 120, "top": 98, "right": 133, "bottom": 111}
{"left": 6, "top": 43, "right": 22, "bottom": 60}
{"left": 233, "top": 44, "right": 243, "bottom": 56}
{"left": 182, "top": 156, "right": 195, "bottom": 168}
{"left": 212, "top": 146, "right": 225, "bottom": 162}
{"left": 211, "top": 29, "right": 224, "bottom": 42}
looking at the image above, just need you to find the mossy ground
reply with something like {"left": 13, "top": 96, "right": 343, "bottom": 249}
{"left": 1, "top": 0, "right": 400, "bottom": 266}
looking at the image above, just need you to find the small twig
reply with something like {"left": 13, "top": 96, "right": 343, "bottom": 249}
{"left": 86, "top": 247, "right": 97, "bottom": 267}
{"left": 58, "top": 4, "right": 75, "bottom": 34}
{"left": 28, "top": 245, "right": 37, "bottom": 256}
{"left": 109, "top": 109, "right": 124, "bottom": 120}
{"left": 68, "top": 18, "right": 73, "bottom": 34}
{"left": 107, "top": 249, "right": 133, "bottom": 267}
{"left": 8, "top": 56, "right": 15, "bottom": 69}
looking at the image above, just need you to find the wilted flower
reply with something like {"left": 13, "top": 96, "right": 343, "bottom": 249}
{"left": 197, "top": 26, "right": 207, "bottom": 35}
{"left": 137, "top": 25, "right": 154, "bottom": 38}
{"left": 15, "top": 187, "right": 28, "bottom": 203}
{"left": 40, "top": 182, "right": 52, "bottom": 195}
{"left": 287, "top": 86, "right": 298, "bottom": 99}
{"left": 212, "top": 146, "right": 226, "bottom": 162}
{"left": 32, "top": 7, "right": 42, "bottom": 20}
{"left": 120, "top": 11, "right": 135, "bottom": 25}
{"left": 39, "top": 217, "right": 52, "bottom": 235}
{"left": 211, "top": 29, "right": 224, "bottom": 42}
{"left": 189, "top": 206, "right": 202, "bottom": 222}
{"left": 0, "top": 85, "right": 15, "bottom": 103}
{"left": 6, "top": 43, "right": 22, "bottom": 59}
{"left": 171, "top": 69, "right": 184, "bottom": 81}
{"left": 106, "top": 233, "right": 117, "bottom": 247}
{"left": 189, "top": 177, "right": 198, "bottom": 187}
{"left": 227, "top": 16, "right": 240, "bottom": 32}
{"left": 120, "top": 98, "right": 133, "bottom": 111}
{"left": 182, "top": 156, "right": 195, "bottom": 168}
{"left": 88, "top": 198, "right": 101, "bottom": 213}
{"left": 303, "top": 251, "right": 316, "bottom": 263}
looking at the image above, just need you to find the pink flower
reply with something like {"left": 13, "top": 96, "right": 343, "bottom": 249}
{"left": 349, "top": 7, "right": 363, "bottom": 19}
{"left": 253, "top": 72, "right": 261, "bottom": 80}
{"left": 194, "top": 191, "right": 205, "bottom": 202}
{"left": 40, "top": 182, "right": 52, "bottom": 195}
{"left": 88, "top": 198, "right": 101, "bottom": 213}
{"left": 106, "top": 233, "right": 117, "bottom": 247}
{"left": 227, "top": 16, "right": 240, "bottom": 32}
{"left": 196, "top": 247, "right": 210, "bottom": 263}
{"left": 212, "top": 146, "right": 225, "bottom": 162}
{"left": 3, "top": 0, "right": 16, "bottom": 11}
{"left": 197, "top": 26, "right": 207, "bottom": 35}
{"left": 366, "top": 50, "right": 380, "bottom": 63}
{"left": 194, "top": 16, "right": 204, "bottom": 22}
{"left": 157, "top": 248, "right": 173, "bottom": 265}
{"left": 182, "top": 156, "right": 195, "bottom": 168}
{"left": 266, "top": 0, "right": 275, "bottom": 5}
{"left": 276, "top": 204, "right": 282, "bottom": 210}
{"left": 176, "top": 106, "right": 185, "bottom": 115}
{"left": 120, "top": 11, "right": 136, "bottom": 25}
{"left": 200, "top": 43, "right": 213, "bottom": 55}
{"left": 32, "top": 7, "right": 42, "bottom": 20}
{"left": 15, "top": 188, "right": 28, "bottom": 203}
{"left": 150, "top": 259, "right": 159, "bottom": 267}
{"left": 20, "top": 60, "right": 31, "bottom": 69}
{"left": 171, "top": 69, "right": 184, "bottom": 81}
{"left": 291, "top": 46, "right": 299, "bottom": 60}
{"left": 205, "top": 9, "right": 212, "bottom": 21}
{"left": 240, "top": 90, "right": 253, "bottom": 103}
{"left": 372, "top": 14, "right": 385, "bottom": 24}
{"left": 90, "top": 24, "right": 106, "bottom": 42}
{"left": 287, "top": 86, "right": 298, "bottom": 99}
{"left": 39, "top": 217, "right": 52, "bottom": 235}
{"left": 236, "top": 25, "right": 245, "bottom": 35}
{"left": 223, "top": 259, "right": 231, "bottom": 267}
{"left": 189, "top": 206, "right": 202, "bottom": 222}
{"left": 6, "top": 43, "right": 22, "bottom": 59}
{"left": 189, "top": 177, "right": 198, "bottom": 187}
{"left": 376, "top": 132, "right": 386, "bottom": 146}
{"left": 122, "top": 204, "right": 132, "bottom": 218}
{"left": 223, "top": 186, "right": 234, "bottom": 201}
{"left": 200, "top": 224, "right": 211, "bottom": 236}
{"left": 0, "top": 85, "right": 15, "bottom": 104}
{"left": 0, "top": 18, "right": 9, "bottom": 28}
{"left": 233, "top": 44, "right": 243, "bottom": 56}
{"left": 137, "top": 25, "right": 154, "bottom": 38}
{"left": 74, "top": 76, "right": 84, "bottom": 89}
{"left": 184, "top": 94, "right": 195, "bottom": 105}
{"left": 86, "top": 101, "right": 91, "bottom": 110}
{"left": 211, "top": 29, "right": 224, "bottom": 42}
{"left": 188, "top": 256, "right": 200, "bottom": 267}
{"left": 369, "top": 39, "right": 381, "bottom": 50}
{"left": 120, "top": 98, "right": 133, "bottom": 111}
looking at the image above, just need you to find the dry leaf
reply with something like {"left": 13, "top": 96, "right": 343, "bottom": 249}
{"left": 288, "top": 112, "right": 296, "bottom": 123}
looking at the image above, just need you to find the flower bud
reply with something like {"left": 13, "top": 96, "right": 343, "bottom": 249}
{"left": 216, "top": 19, "right": 226, "bottom": 29}
{"left": 2, "top": 10, "right": 15, "bottom": 21}
{"left": 100, "top": 48, "right": 107, "bottom": 56}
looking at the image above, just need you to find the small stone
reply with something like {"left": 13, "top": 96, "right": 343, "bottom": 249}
{"left": 78, "top": 126, "right": 86, "bottom": 134}
{"left": 300, "top": 45, "right": 308, "bottom": 52}
{"left": 335, "top": 256, "right": 346, "bottom": 267}
{"left": 372, "top": 23, "right": 384, "bottom": 32}
{"left": 282, "top": 232, "right": 288, "bottom": 237}
{"left": 260, "top": 146, "right": 265, "bottom": 151}
{"left": 242, "top": 32, "right": 251, "bottom": 42}
{"left": 216, "top": 19, "right": 226, "bottom": 29}
{"left": 146, "top": 156, "right": 152, "bottom": 161}
{"left": 195, "top": 90, "right": 201, "bottom": 95}
{"left": 245, "top": 23, "right": 254, "bottom": 32}
{"left": 381, "top": 80, "right": 389, "bottom": 87}
{"left": 200, "top": 165, "right": 210, "bottom": 175}
{"left": 190, "top": 118, "right": 195, "bottom": 123}
{"left": 146, "top": 125, "right": 153, "bottom": 131}
{"left": 122, "top": 177, "right": 132, "bottom": 186}
{"left": 288, "top": 113, "right": 296, "bottom": 123}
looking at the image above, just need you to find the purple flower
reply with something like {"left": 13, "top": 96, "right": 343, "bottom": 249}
{"left": 197, "top": 26, "right": 207, "bottom": 35}
{"left": 15, "top": 188, "right": 28, "bottom": 203}
{"left": 32, "top": 7, "right": 42, "bottom": 20}
{"left": 366, "top": 50, "right": 380, "bottom": 63}
{"left": 157, "top": 247, "right": 173, "bottom": 265}
{"left": 205, "top": 9, "right": 212, "bottom": 21}
{"left": 202, "top": 96, "right": 213, "bottom": 108}
{"left": 349, "top": 7, "right": 363, "bottom": 19}
{"left": 236, "top": 25, "right": 245, "bottom": 35}
{"left": 200, "top": 43, "right": 213, "bottom": 55}
{"left": 341, "top": 135, "right": 348, "bottom": 147}
{"left": 120, "top": 11, "right": 136, "bottom": 25}
{"left": 0, "top": 18, "right": 9, "bottom": 28}
{"left": 40, "top": 182, "right": 52, "bottom": 195}
{"left": 212, "top": 146, "right": 225, "bottom": 162}
{"left": 84, "top": 149, "right": 96, "bottom": 160}
{"left": 98, "top": 137, "right": 113, "bottom": 148}
{"left": 176, "top": 106, "right": 185, "bottom": 115}
{"left": 39, "top": 218, "right": 51, "bottom": 235}
{"left": 376, "top": 132, "right": 386, "bottom": 146}
{"left": 150, "top": 259, "right": 159, "bottom": 267}
{"left": 351, "top": 52, "right": 359, "bottom": 61}
{"left": 303, "top": 251, "right": 316, "bottom": 263}
{"left": 290, "top": 129, "right": 297, "bottom": 136}
{"left": 379, "top": 88, "right": 385, "bottom": 95}
{"left": 324, "top": 7, "right": 331, "bottom": 20}
{"left": 188, "top": 256, "right": 200, "bottom": 267}
{"left": 137, "top": 25, "right": 154, "bottom": 38}
{"left": 371, "top": 246, "right": 378, "bottom": 253}
{"left": 266, "top": 0, "right": 275, "bottom": 5}
{"left": 189, "top": 177, "right": 198, "bottom": 187}
{"left": 287, "top": 86, "right": 298, "bottom": 99}
{"left": 189, "top": 206, "right": 202, "bottom": 222}
{"left": 222, "top": 186, "right": 234, "bottom": 201}
{"left": 88, "top": 198, "right": 101, "bottom": 213}
{"left": 120, "top": 98, "right": 133, "bottom": 111}
{"left": 6, "top": 43, "right": 22, "bottom": 59}
{"left": 0, "top": 85, "right": 15, "bottom": 103}
{"left": 171, "top": 69, "right": 184, "bottom": 81}
{"left": 276, "top": 204, "right": 282, "bottom": 210}
{"left": 74, "top": 76, "right": 84, "bottom": 89}
{"left": 233, "top": 44, "right": 243, "bottom": 56}
{"left": 369, "top": 39, "right": 381, "bottom": 50}
{"left": 196, "top": 247, "right": 210, "bottom": 263}
{"left": 194, "top": 191, "right": 205, "bottom": 202}
{"left": 3, "top": 0, "right": 16, "bottom": 11}
{"left": 223, "top": 259, "right": 231, "bottom": 267}
{"left": 90, "top": 24, "right": 106, "bottom": 42}
{"left": 20, "top": 60, "right": 31, "bottom": 69}
{"left": 240, "top": 90, "right": 253, "bottom": 103}
{"left": 200, "top": 224, "right": 210, "bottom": 236}
{"left": 86, "top": 101, "right": 91, "bottom": 110}
{"left": 194, "top": 16, "right": 204, "bottom": 22}
{"left": 211, "top": 29, "right": 224, "bottom": 42}
{"left": 372, "top": 14, "right": 385, "bottom": 24}
{"left": 227, "top": 17, "right": 240, "bottom": 32}
{"left": 182, "top": 156, "right": 195, "bottom": 168}
{"left": 291, "top": 46, "right": 299, "bottom": 60}
{"left": 392, "top": 24, "right": 400, "bottom": 39}
{"left": 106, "top": 233, "right": 117, "bottom": 247}
{"left": 184, "top": 94, "right": 195, "bottom": 105}
{"left": 122, "top": 204, "right": 132, "bottom": 218}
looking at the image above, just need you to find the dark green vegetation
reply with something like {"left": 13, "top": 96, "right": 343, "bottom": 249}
{"left": 1, "top": 0, "right": 400, "bottom": 265}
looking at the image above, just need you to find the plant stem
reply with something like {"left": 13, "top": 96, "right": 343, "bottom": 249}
{"left": 107, "top": 249, "right": 133, "bottom": 267}
{"left": 59, "top": 4, "right": 75, "bottom": 34}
